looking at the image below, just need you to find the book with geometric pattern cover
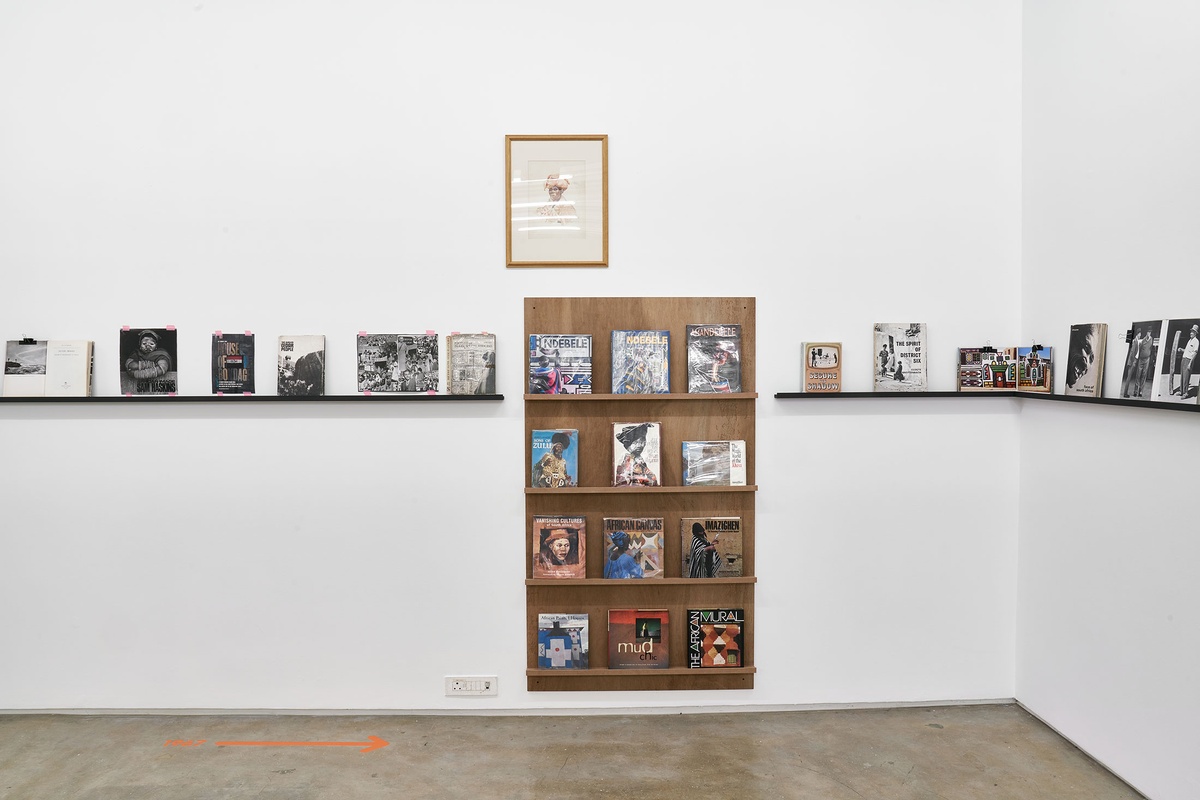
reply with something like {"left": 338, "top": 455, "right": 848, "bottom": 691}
{"left": 537, "top": 613, "right": 589, "bottom": 670}
{"left": 687, "top": 608, "right": 745, "bottom": 668}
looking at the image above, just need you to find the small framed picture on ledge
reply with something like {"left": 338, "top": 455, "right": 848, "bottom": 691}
{"left": 506, "top": 134, "right": 608, "bottom": 268}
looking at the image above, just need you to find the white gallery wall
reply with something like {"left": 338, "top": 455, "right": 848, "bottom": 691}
{"left": 1, "top": 1, "right": 1024, "bottom": 713}
{"left": 1020, "top": 3, "right": 1200, "bottom": 799}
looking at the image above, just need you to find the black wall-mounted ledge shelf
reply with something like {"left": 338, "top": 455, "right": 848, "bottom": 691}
{"left": 0, "top": 394, "right": 504, "bottom": 404}
{"left": 774, "top": 391, "right": 1199, "bottom": 414}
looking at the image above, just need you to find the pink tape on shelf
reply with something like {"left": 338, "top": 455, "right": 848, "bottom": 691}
{"left": 215, "top": 330, "right": 222, "bottom": 337}
{"left": 124, "top": 392, "right": 132, "bottom": 398}
{"left": 363, "top": 389, "right": 372, "bottom": 396}
{"left": 166, "top": 325, "right": 176, "bottom": 331}
{"left": 217, "top": 391, "right": 224, "bottom": 397}
{"left": 169, "top": 392, "right": 176, "bottom": 397}
{"left": 426, "top": 330, "right": 435, "bottom": 335}
{"left": 243, "top": 391, "right": 251, "bottom": 396}
{"left": 426, "top": 389, "right": 436, "bottom": 395}
{"left": 121, "top": 326, "right": 130, "bottom": 331}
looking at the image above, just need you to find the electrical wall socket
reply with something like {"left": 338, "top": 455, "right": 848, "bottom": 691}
{"left": 444, "top": 675, "right": 498, "bottom": 696}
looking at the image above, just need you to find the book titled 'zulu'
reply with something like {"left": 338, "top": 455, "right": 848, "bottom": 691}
{"left": 686, "top": 324, "right": 741, "bottom": 393}
{"left": 537, "top": 613, "right": 589, "bottom": 669}
{"left": 529, "top": 333, "right": 592, "bottom": 394}
{"left": 531, "top": 429, "right": 578, "bottom": 488}
{"left": 211, "top": 332, "right": 255, "bottom": 394}
{"left": 688, "top": 608, "right": 745, "bottom": 668}
{"left": 611, "top": 330, "right": 669, "bottom": 393}
{"left": 608, "top": 609, "right": 669, "bottom": 669}
{"left": 682, "top": 440, "right": 747, "bottom": 486}
{"left": 802, "top": 342, "right": 841, "bottom": 393}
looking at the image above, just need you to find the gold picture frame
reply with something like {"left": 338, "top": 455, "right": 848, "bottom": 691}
{"left": 506, "top": 134, "right": 608, "bottom": 268}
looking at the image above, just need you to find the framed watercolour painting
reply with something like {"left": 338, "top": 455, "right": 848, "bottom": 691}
{"left": 506, "top": 134, "right": 608, "bottom": 268}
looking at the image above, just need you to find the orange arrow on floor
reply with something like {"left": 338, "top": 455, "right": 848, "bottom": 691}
{"left": 214, "top": 735, "right": 389, "bottom": 753}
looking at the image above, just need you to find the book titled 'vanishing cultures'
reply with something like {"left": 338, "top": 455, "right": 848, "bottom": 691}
{"left": 532, "top": 515, "right": 586, "bottom": 579}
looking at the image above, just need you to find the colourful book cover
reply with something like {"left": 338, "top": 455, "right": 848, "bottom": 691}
{"left": 531, "top": 429, "right": 578, "bottom": 488}
{"left": 607, "top": 608, "right": 669, "bottom": 669}
{"left": 532, "top": 516, "right": 586, "bottom": 579}
{"left": 687, "top": 608, "right": 745, "bottom": 668}
{"left": 686, "top": 324, "right": 741, "bottom": 393}
{"left": 681, "top": 517, "right": 743, "bottom": 578}
{"left": 1012, "top": 346, "right": 1052, "bottom": 393}
{"left": 602, "top": 517, "right": 664, "bottom": 579}
{"left": 529, "top": 333, "right": 592, "bottom": 394}
{"left": 537, "top": 613, "right": 589, "bottom": 669}
{"left": 211, "top": 332, "right": 255, "bottom": 394}
{"left": 611, "top": 330, "right": 670, "bottom": 393}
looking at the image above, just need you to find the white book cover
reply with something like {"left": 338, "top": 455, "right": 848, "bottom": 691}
{"left": 1117, "top": 320, "right": 1164, "bottom": 401}
{"left": 1063, "top": 323, "right": 1107, "bottom": 397}
{"left": 1151, "top": 318, "right": 1200, "bottom": 404}
{"left": 873, "top": 323, "right": 927, "bottom": 392}
{"left": 3, "top": 340, "right": 47, "bottom": 397}
{"left": 44, "top": 340, "right": 93, "bottom": 397}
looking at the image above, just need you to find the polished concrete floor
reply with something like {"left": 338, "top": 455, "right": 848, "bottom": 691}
{"left": 0, "top": 703, "right": 1143, "bottom": 799}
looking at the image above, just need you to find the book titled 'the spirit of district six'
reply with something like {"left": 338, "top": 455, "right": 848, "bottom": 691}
{"left": 873, "top": 322, "right": 927, "bottom": 392}
{"left": 529, "top": 333, "right": 592, "bottom": 394}
{"left": 611, "top": 329, "right": 669, "bottom": 393}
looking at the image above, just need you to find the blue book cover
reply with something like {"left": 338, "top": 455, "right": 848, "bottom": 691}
{"left": 611, "top": 330, "right": 670, "bottom": 393}
{"left": 531, "top": 429, "right": 578, "bottom": 488}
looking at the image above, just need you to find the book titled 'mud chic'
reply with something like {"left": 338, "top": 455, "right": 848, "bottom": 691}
{"left": 608, "top": 608, "right": 669, "bottom": 669}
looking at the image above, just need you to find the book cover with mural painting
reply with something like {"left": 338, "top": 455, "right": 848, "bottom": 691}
{"left": 601, "top": 517, "right": 664, "bottom": 579}
{"left": 687, "top": 608, "right": 745, "bottom": 668}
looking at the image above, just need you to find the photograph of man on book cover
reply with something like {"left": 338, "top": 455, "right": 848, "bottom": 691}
{"left": 1153, "top": 318, "right": 1200, "bottom": 404}
{"left": 1120, "top": 321, "right": 1161, "bottom": 400}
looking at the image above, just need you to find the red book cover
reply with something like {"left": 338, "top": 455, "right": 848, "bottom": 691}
{"left": 607, "top": 609, "right": 669, "bottom": 669}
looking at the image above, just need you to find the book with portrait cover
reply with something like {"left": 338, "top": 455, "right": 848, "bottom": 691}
{"left": 529, "top": 333, "right": 592, "bottom": 394}
{"left": 537, "top": 613, "right": 589, "bottom": 670}
{"left": 686, "top": 324, "right": 741, "bottom": 393}
{"left": 607, "top": 608, "right": 669, "bottom": 669}
{"left": 531, "top": 429, "right": 578, "bottom": 488}
{"left": 1063, "top": 323, "right": 1107, "bottom": 397}
{"left": 957, "top": 347, "right": 1015, "bottom": 392}
{"left": 681, "top": 517, "right": 743, "bottom": 578}
{"left": 119, "top": 327, "right": 178, "bottom": 395}
{"left": 602, "top": 517, "right": 664, "bottom": 579}
{"left": 682, "top": 440, "right": 747, "bottom": 487}
{"left": 687, "top": 608, "right": 745, "bottom": 669}
{"left": 211, "top": 332, "right": 255, "bottom": 394}
{"left": 532, "top": 515, "right": 586, "bottom": 579}
{"left": 612, "top": 421, "right": 662, "bottom": 487}
{"left": 277, "top": 335, "right": 325, "bottom": 397}
{"left": 873, "top": 323, "right": 927, "bottom": 392}
{"left": 1151, "top": 318, "right": 1200, "bottom": 404}
{"left": 1011, "top": 346, "right": 1052, "bottom": 393}
{"left": 447, "top": 333, "right": 496, "bottom": 395}
{"left": 802, "top": 342, "right": 841, "bottom": 393}
{"left": 1118, "top": 320, "right": 1164, "bottom": 401}
{"left": 7, "top": 340, "right": 94, "bottom": 397}
{"left": 357, "top": 333, "right": 439, "bottom": 393}
{"left": 611, "top": 330, "right": 670, "bottom": 394}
